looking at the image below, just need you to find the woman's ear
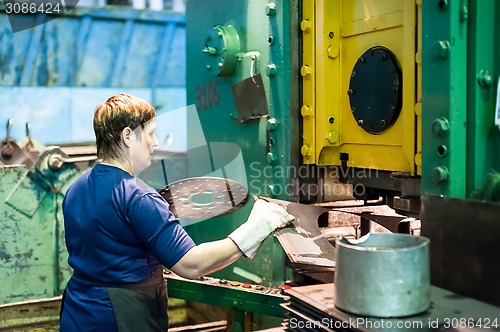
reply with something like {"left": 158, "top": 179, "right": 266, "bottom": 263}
{"left": 121, "top": 127, "right": 133, "bottom": 147}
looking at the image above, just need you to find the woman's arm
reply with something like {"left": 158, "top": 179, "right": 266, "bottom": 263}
{"left": 170, "top": 238, "right": 241, "bottom": 279}
{"left": 169, "top": 200, "right": 294, "bottom": 279}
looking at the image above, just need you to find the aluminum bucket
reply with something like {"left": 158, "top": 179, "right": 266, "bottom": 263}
{"left": 334, "top": 233, "right": 430, "bottom": 317}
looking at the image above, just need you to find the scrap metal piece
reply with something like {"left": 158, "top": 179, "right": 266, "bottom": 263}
{"left": 261, "top": 197, "right": 336, "bottom": 269}
{"left": 159, "top": 177, "right": 249, "bottom": 220}
{"left": 0, "top": 119, "right": 35, "bottom": 167}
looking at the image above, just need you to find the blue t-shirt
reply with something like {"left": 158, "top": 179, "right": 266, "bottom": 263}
{"left": 60, "top": 164, "right": 195, "bottom": 331}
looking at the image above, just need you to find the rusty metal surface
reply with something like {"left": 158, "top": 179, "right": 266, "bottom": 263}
{"left": 159, "top": 177, "right": 248, "bottom": 220}
{"left": 0, "top": 139, "right": 35, "bottom": 167}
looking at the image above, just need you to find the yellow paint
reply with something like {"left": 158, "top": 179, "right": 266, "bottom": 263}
{"left": 310, "top": 0, "right": 418, "bottom": 174}
{"left": 416, "top": 0, "right": 422, "bottom": 175}
{"left": 301, "top": 0, "right": 315, "bottom": 164}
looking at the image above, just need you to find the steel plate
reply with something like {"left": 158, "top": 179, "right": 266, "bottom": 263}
{"left": 158, "top": 177, "right": 249, "bottom": 219}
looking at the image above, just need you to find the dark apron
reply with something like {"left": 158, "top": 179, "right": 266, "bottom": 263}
{"left": 106, "top": 268, "right": 169, "bottom": 332}
{"left": 62, "top": 268, "right": 169, "bottom": 332}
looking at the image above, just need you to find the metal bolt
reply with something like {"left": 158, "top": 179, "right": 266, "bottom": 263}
{"left": 351, "top": 71, "right": 356, "bottom": 78}
{"left": 266, "top": 64, "right": 277, "bottom": 77}
{"left": 266, "top": 152, "right": 279, "bottom": 165}
{"left": 268, "top": 35, "right": 275, "bottom": 45}
{"left": 301, "top": 65, "right": 312, "bottom": 79}
{"left": 301, "top": 145, "right": 312, "bottom": 157}
{"left": 266, "top": 118, "right": 278, "bottom": 131}
{"left": 351, "top": 107, "right": 356, "bottom": 113}
{"left": 48, "top": 154, "right": 63, "bottom": 170}
{"left": 268, "top": 184, "right": 280, "bottom": 198}
{"left": 357, "top": 120, "right": 364, "bottom": 127}
{"left": 301, "top": 105, "right": 313, "bottom": 118}
{"left": 432, "top": 166, "right": 449, "bottom": 184}
{"left": 389, "top": 106, "right": 395, "bottom": 112}
{"left": 328, "top": 31, "right": 334, "bottom": 39}
{"left": 380, "top": 120, "right": 386, "bottom": 127}
{"left": 432, "top": 117, "right": 450, "bottom": 135}
{"left": 206, "top": 65, "right": 211, "bottom": 71}
{"left": 265, "top": 2, "right": 277, "bottom": 17}
{"left": 326, "top": 131, "right": 337, "bottom": 144}
{"left": 202, "top": 46, "right": 217, "bottom": 55}
{"left": 433, "top": 40, "right": 451, "bottom": 60}
{"left": 478, "top": 70, "right": 493, "bottom": 88}
{"left": 347, "top": 89, "right": 354, "bottom": 96}
{"left": 358, "top": 57, "right": 364, "bottom": 64}
{"left": 300, "top": 19, "right": 311, "bottom": 33}
{"left": 393, "top": 85, "right": 399, "bottom": 93}
{"left": 381, "top": 54, "right": 387, "bottom": 61}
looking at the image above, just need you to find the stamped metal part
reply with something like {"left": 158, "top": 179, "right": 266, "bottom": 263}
{"left": 159, "top": 177, "right": 249, "bottom": 219}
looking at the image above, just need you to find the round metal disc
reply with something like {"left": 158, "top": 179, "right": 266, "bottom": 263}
{"left": 348, "top": 46, "right": 402, "bottom": 134}
{"left": 158, "top": 177, "right": 248, "bottom": 219}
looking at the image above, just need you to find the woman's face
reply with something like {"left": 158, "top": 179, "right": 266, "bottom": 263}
{"left": 129, "top": 118, "right": 159, "bottom": 173}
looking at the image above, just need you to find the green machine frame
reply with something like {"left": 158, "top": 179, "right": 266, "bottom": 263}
{"left": 185, "top": 0, "right": 301, "bottom": 287}
{"left": 421, "top": 0, "right": 500, "bottom": 306}
{"left": 422, "top": 0, "right": 499, "bottom": 197}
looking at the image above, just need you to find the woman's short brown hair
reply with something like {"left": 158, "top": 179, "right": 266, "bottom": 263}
{"left": 93, "top": 93, "right": 156, "bottom": 160}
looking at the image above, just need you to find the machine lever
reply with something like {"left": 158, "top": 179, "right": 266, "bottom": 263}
{"left": 47, "top": 153, "right": 98, "bottom": 170}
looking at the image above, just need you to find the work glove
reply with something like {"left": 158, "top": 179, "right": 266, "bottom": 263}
{"left": 228, "top": 199, "right": 295, "bottom": 259}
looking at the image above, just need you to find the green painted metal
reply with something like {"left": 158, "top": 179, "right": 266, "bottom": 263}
{"left": 167, "top": 274, "right": 285, "bottom": 332}
{"left": 422, "top": 0, "right": 468, "bottom": 198}
{"left": 422, "top": 0, "right": 500, "bottom": 198}
{"left": 185, "top": 0, "right": 300, "bottom": 288}
{"left": 0, "top": 158, "right": 88, "bottom": 305}
{"left": 465, "top": 0, "right": 500, "bottom": 196}
{"left": 166, "top": 274, "right": 286, "bottom": 318}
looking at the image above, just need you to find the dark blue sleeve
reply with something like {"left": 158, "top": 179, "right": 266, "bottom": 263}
{"left": 127, "top": 193, "right": 196, "bottom": 269}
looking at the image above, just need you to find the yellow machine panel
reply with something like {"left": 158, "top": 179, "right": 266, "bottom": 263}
{"left": 303, "top": 0, "right": 419, "bottom": 175}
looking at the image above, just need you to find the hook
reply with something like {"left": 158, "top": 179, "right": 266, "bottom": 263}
{"left": 6, "top": 118, "right": 12, "bottom": 140}
{"left": 26, "top": 122, "right": 31, "bottom": 139}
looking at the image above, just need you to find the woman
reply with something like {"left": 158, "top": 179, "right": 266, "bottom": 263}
{"left": 59, "top": 93, "right": 294, "bottom": 331}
